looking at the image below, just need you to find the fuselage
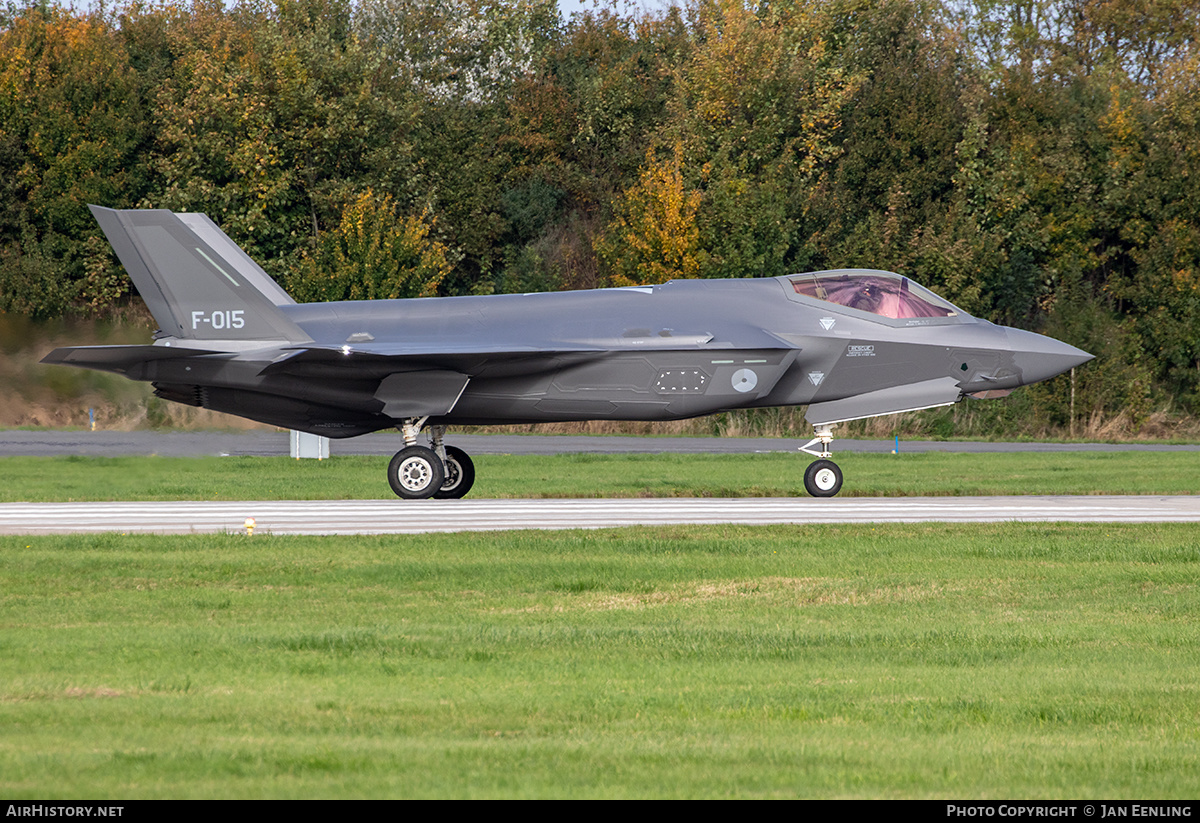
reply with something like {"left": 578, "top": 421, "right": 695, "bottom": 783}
{"left": 140, "top": 273, "right": 1091, "bottom": 435}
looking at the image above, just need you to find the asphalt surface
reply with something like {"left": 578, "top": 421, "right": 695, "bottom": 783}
{"left": 3, "top": 430, "right": 1199, "bottom": 457}
{"left": 4, "top": 496, "right": 1199, "bottom": 535}
{"left": 5, "top": 430, "right": 1195, "bottom": 535}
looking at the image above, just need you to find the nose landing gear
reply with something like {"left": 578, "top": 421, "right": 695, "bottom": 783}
{"left": 799, "top": 424, "right": 843, "bottom": 497}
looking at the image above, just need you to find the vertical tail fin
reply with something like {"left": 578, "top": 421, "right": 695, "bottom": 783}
{"left": 90, "top": 205, "right": 310, "bottom": 343}
{"left": 174, "top": 212, "right": 296, "bottom": 307}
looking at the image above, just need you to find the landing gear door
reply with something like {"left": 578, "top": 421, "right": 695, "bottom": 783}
{"left": 375, "top": 371, "right": 471, "bottom": 419}
{"left": 805, "top": 376, "right": 963, "bottom": 426}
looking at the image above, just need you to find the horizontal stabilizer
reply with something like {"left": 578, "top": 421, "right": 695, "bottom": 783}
{"left": 805, "top": 376, "right": 963, "bottom": 426}
{"left": 41, "top": 345, "right": 224, "bottom": 376}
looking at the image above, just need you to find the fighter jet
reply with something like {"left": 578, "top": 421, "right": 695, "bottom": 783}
{"left": 43, "top": 206, "right": 1093, "bottom": 499}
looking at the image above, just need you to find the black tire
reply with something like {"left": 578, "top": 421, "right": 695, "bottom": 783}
{"left": 803, "top": 459, "right": 843, "bottom": 498}
{"left": 388, "top": 446, "right": 445, "bottom": 499}
{"left": 433, "top": 446, "right": 476, "bottom": 499}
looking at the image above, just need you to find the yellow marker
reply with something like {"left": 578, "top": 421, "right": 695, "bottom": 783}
{"left": 244, "top": 517, "right": 256, "bottom": 536}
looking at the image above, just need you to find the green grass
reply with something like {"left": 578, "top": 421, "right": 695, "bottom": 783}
{"left": 2, "top": 450, "right": 1199, "bottom": 501}
{"left": 2, "top": 524, "right": 1198, "bottom": 798}
{"left": 3, "top": 451, "right": 1197, "bottom": 797}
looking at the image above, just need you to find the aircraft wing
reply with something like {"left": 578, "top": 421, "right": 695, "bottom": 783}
{"left": 256, "top": 340, "right": 727, "bottom": 378}
{"left": 44, "top": 343, "right": 599, "bottom": 423}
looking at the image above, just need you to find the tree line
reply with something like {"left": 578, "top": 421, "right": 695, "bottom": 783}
{"left": 2, "top": 0, "right": 1199, "bottom": 429}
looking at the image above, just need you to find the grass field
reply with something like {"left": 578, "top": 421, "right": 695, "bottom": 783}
{"left": 2, "top": 450, "right": 1200, "bottom": 501}
{"left": 2, "top": 524, "right": 1198, "bottom": 798}
{"left": 2, "top": 451, "right": 1198, "bottom": 797}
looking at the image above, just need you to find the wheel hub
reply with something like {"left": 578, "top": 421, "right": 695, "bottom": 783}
{"left": 813, "top": 468, "right": 837, "bottom": 491}
{"left": 397, "top": 457, "right": 434, "bottom": 491}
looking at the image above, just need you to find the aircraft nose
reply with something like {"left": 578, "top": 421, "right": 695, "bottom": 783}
{"left": 1006, "top": 328, "right": 1094, "bottom": 385}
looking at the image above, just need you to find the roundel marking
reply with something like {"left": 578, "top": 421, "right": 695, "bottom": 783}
{"left": 732, "top": 368, "right": 758, "bottom": 393}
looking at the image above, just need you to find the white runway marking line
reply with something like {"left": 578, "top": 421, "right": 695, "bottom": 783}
{"left": 3, "top": 496, "right": 1200, "bottom": 534}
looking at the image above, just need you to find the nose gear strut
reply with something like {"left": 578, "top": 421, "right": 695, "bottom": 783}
{"left": 798, "top": 423, "right": 843, "bottom": 497}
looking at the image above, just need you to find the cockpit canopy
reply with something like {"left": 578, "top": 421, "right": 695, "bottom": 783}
{"left": 787, "top": 270, "right": 962, "bottom": 321}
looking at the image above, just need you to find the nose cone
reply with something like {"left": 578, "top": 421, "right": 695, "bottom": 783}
{"left": 1005, "top": 327, "right": 1094, "bottom": 386}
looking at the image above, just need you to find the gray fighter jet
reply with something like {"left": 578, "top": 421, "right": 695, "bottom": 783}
{"left": 43, "top": 206, "right": 1093, "bottom": 499}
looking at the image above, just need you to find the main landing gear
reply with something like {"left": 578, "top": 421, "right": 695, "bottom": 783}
{"left": 387, "top": 418, "right": 476, "bottom": 500}
{"left": 799, "top": 423, "right": 843, "bottom": 497}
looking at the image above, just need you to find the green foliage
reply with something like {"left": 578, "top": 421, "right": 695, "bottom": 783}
{"left": 354, "top": 0, "right": 558, "bottom": 105}
{"left": 1035, "top": 273, "right": 1155, "bottom": 430}
{"left": 150, "top": 0, "right": 416, "bottom": 278}
{"left": 0, "top": 237, "right": 74, "bottom": 316}
{"left": 596, "top": 143, "right": 705, "bottom": 285}
{"left": 626, "top": 0, "right": 857, "bottom": 281}
{"left": 4, "top": 0, "right": 1200, "bottom": 425}
{"left": 286, "top": 190, "right": 456, "bottom": 301}
{"left": 802, "top": 1, "right": 984, "bottom": 308}
{"left": 0, "top": 3, "right": 149, "bottom": 316}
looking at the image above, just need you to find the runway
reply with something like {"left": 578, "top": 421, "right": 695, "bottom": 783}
{"left": 3, "top": 496, "right": 1199, "bottom": 535}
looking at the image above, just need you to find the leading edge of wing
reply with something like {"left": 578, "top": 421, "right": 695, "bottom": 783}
{"left": 263, "top": 328, "right": 798, "bottom": 369}
{"left": 258, "top": 343, "right": 617, "bottom": 376}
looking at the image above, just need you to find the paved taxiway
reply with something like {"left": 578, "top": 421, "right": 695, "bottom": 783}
{"left": 4, "top": 430, "right": 1200, "bottom": 457}
{"left": 3, "top": 496, "right": 1199, "bottom": 535}
{"left": 5, "top": 432, "right": 1196, "bottom": 534}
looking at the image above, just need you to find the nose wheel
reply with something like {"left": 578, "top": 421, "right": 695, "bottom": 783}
{"left": 803, "top": 459, "right": 843, "bottom": 497}
{"left": 799, "top": 423, "right": 843, "bottom": 498}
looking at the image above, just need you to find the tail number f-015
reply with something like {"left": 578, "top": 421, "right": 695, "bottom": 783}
{"left": 192, "top": 310, "right": 245, "bottom": 330}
